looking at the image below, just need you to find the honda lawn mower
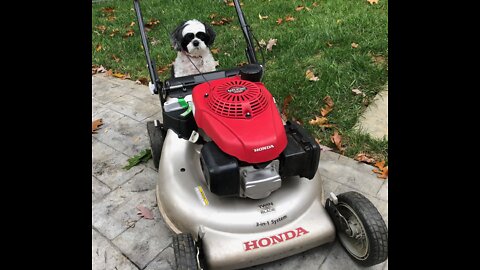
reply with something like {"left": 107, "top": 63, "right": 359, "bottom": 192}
{"left": 133, "top": 0, "right": 388, "bottom": 269}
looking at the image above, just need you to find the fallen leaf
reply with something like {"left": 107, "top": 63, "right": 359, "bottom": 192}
{"left": 371, "top": 54, "right": 386, "bottom": 65}
{"left": 95, "top": 65, "right": 107, "bottom": 74}
{"left": 157, "top": 63, "right": 173, "bottom": 74}
{"left": 309, "top": 116, "right": 328, "bottom": 126}
{"left": 352, "top": 88, "right": 366, "bottom": 97}
{"left": 321, "top": 106, "right": 333, "bottom": 117}
{"left": 95, "top": 44, "right": 102, "bottom": 52}
{"left": 330, "top": 130, "right": 344, "bottom": 152}
{"left": 214, "top": 60, "right": 220, "bottom": 67}
{"left": 136, "top": 205, "right": 154, "bottom": 220}
{"left": 374, "top": 160, "right": 386, "bottom": 170}
{"left": 285, "top": 15, "right": 295, "bottom": 22}
{"left": 92, "top": 119, "right": 103, "bottom": 134}
{"left": 355, "top": 153, "right": 376, "bottom": 164}
{"left": 135, "top": 77, "right": 149, "bottom": 85}
{"left": 225, "top": 0, "right": 243, "bottom": 6}
{"left": 129, "top": 21, "right": 135, "bottom": 27}
{"left": 107, "top": 16, "right": 116, "bottom": 22}
{"left": 211, "top": 17, "right": 233, "bottom": 26}
{"left": 144, "top": 19, "right": 160, "bottom": 30}
{"left": 351, "top": 42, "right": 359, "bottom": 48}
{"left": 96, "top": 25, "right": 106, "bottom": 33}
{"left": 323, "top": 96, "right": 334, "bottom": 108}
{"left": 258, "top": 39, "right": 267, "bottom": 47}
{"left": 281, "top": 94, "right": 293, "bottom": 119}
{"left": 367, "top": 0, "right": 379, "bottom": 4}
{"left": 318, "top": 124, "right": 335, "bottom": 128}
{"left": 106, "top": 69, "right": 113, "bottom": 76}
{"left": 125, "top": 219, "right": 136, "bottom": 228}
{"left": 112, "top": 72, "right": 131, "bottom": 79}
{"left": 209, "top": 13, "right": 217, "bottom": 19}
{"left": 101, "top": 7, "right": 115, "bottom": 14}
{"left": 377, "top": 166, "right": 388, "bottom": 179}
{"left": 276, "top": 18, "right": 283, "bottom": 25}
{"left": 266, "top": 38, "right": 277, "bottom": 51}
{"left": 112, "top": 54, "right": 121, "bottom": 62}
{"left": 326, "top": 41, "right": 333, "bottom": 47}
{"left": 312, "top": 2, "right": 319, "bottom": 7}
{"left": 124, "top": 29, "right": 135, "bottom": 38}
{"left": 237, "top": 61, "right": 248, "bottom": 67}
{"left": 211, "top": 48, "right": 220, "bottom": 54}
{"left": 123, "top": 149, "right": 152, "bottom": 170}
{"left": 315, "top": 138, "right": 321, "bottom": 144}
{"left": 110, "top": 29, "right": 119, "bottom": 37}
{"left": 305, "top": 69, "right": 319, "bottom": 81}
{"left": 259, "top": 14, "right": 268, "bottom": 20}
{"left": 295, "top": 5, "right": 305, "bottom": 11}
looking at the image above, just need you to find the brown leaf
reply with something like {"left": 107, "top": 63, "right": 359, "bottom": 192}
{"left": 209, "top": 13, "right": 217, "bottom": 19}
{"left": 211, "top": 48, "right": 220, "bottom": 54}
{"left": 371, "top": 54, "right": 386, "bottom": 65}
{"left": 330, "top": 130, "right": 344, "bottom": 152}
{"left": 285, "top": 15, "right": 295, "bottom": 22}
{"left": 237, "top": 61, "right": 248, "bottom": 67}
{"left": 101, "top": 7, "right": 115, "bottom": 14}
{"left": 355, "top": 153, "right": 376, "bottom": 164}
{"left": 96, "top": 25, "right": 106, "bottom": 33}
{"left": 135, "top": 77, "right": 149, "bottom": 85}
{"left": 211, "top": 17, "right": 233, "bottom": 26}
{"left": 258, "top": 39, "right": 267, "bottom": 47}
{"left": 124, "top": 29, "right": 135, "bottom": 38}
{"left": 110, "top": 29, "right": 119, "bottom": 37}
{"left": 374, "top": 160, "right": 386, "bottom": 170}
{"left": 129, "top": 21, "right": 135, "bottom": 27}
{"left": 112, "top": 72, "right": 131, "bottom": 79}
{"left": 92, "top": 65, "right": 107, "bottom": 75}
{"left": 367, "top": 0, "right": 379, "bottom": 4}
{"left": 281, "top": 94, "right": 293, "bottom": 118}
{"left": 136, "top": 205, "right": 154, "bottom": 220}
{"left": 378, "top": 166, "right": 388, "bottom": 179}
{"left": 351, "top": 42, "right": 359, "bottom": 48}
{"left": 312, "top": 2, "right": 319, "bottom": 7}
{"left": 309, "top": 116, "right": 328, "bottom": 126}
{"left": 321, "top": 106, "right": 333, "bottom": 117}
{"left": 305, "top": 69, "right": 319, "bottom": 81}
{"left": 144, "top": 19, "right": 160, "bottom": 30}
{"left": 92, "top": 119, "right": 103, "bottom": 134}
{"left": 352, "top": 88, "right": 366, "bottom": 97}
{"left": 95, "top": 44, "right": 102, "bottom": 52}
{"left": 107, "top": 16, "right": 116, "bottom": 22}
{"left": 112, "top": 54, "right": 121, "bottom": 62}
{"left": 295, "top": 5, "right": 305, "bottom": 11}
{"left": 157, "top": 63, "right": 173, "bottom": 74}
{"left": 276, "top": 18, "right": 283, "bottom": 25}
{"left": 266, "top": 38, "right": 277, "bottom": 51}
{"left": 323, "top": 96, "right": 334, "bottom": 108}
{"left": 258, "top": 14, "right": 268, "bottom": 20}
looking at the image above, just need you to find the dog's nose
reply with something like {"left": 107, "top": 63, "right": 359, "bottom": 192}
{"left": 192, "top": 40, "right": 199, "bottom": 47}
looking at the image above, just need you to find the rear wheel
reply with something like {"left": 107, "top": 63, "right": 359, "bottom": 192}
{"left": 329, "top": 191, "right": 388, "bottom": 266}
{"left": 172, "top": 233, "right": 200, "bottom": 270}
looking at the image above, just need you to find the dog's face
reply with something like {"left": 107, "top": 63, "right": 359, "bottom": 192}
{"left": 171, "top": 20, "right": 216, "bottom": 56}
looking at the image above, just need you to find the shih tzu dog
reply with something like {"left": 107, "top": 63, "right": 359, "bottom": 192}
{"left": 170, "top": 19, "right": 217, "bottom": 78}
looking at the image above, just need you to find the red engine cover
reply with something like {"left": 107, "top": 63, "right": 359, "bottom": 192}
{"left": 192, "top": 76, "right": 287, "bottom": 163}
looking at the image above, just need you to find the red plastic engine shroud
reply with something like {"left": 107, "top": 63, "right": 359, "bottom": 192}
{"left": 192, "top": 76, "right": 287, "bottom": 163}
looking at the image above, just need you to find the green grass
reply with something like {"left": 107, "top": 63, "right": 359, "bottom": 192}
{"left": 92, "top": 0, "right": 388, "bottom": 162}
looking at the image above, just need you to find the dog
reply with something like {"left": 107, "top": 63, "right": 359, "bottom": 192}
{"left": 170, "top": 19, "right": 217, "bottom": 78}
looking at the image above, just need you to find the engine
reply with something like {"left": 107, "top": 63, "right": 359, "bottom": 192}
{"left": 192, "top": 76, "right": 320, "bottom": 199}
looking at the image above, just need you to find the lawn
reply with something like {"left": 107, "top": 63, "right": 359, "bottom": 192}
{"left": 92, "top": 0, "right": 388, "bottom": 162}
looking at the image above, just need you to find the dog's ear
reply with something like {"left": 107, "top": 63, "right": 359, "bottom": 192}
{"left": 170, "top": 21, "right": 187, "bottom": 51}
{"left": 204, "top": 23, "right": 216, "bottom": 47}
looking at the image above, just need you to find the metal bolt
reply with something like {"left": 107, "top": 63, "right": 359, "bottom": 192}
{"left": 204, "top": 93, "right": 209, "bottom": 97}
{"left": 246, "top": 112, "right": 251, "bottom": 118}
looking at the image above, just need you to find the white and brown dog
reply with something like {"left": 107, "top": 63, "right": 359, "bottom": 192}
{"left": 170, "top": 19, "right": 217, "bottom": 77}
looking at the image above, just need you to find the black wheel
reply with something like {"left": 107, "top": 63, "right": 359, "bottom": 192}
{"left": 330, "top": 191, "right": 388, "bottom": 266}
{"left": 173, "top": 233, "right": 199, "bottom": 270}
{"left": 146, "top": 120, "right": 166, "bottom": 169}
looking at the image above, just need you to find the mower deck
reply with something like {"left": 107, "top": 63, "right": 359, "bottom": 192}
{"left": 156, "top": 129, "right": 336, "bottom": 269}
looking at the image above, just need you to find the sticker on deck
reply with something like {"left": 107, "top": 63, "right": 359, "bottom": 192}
{"left": 195, "top": 186, "right": 209, "bottom": 206}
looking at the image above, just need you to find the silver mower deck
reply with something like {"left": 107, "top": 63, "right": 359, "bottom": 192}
{"left": 156, "top": 129, "right": 336, "bottom": 270}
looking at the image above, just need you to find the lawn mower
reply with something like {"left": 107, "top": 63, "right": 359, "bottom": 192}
{"left": 133, "top": 0, "right": 388, "bottom": 269}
